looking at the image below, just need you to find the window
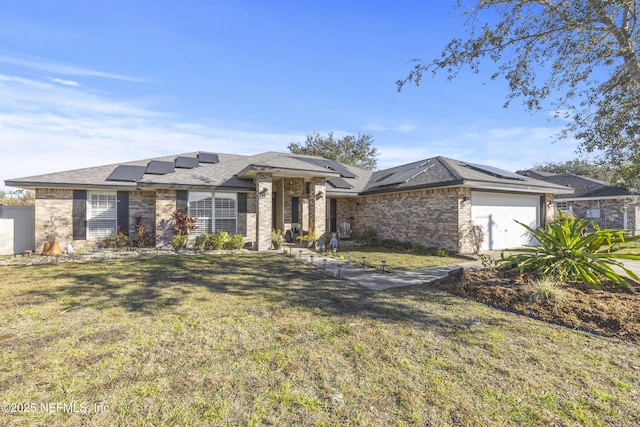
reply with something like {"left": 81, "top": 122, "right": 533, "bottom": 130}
{"left": 214, "top": 193, "right": 237, "bottom": 234}
{"left": 189, "top": 192, "right": 213, "bottom": 236}
{"left": 88, "top": 192, "right": 117, "bottom": 239}
{"left": 188, "top": 192, "right": 237, "bottom": 235}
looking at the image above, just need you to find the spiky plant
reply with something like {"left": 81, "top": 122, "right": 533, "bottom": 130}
{"left": 498, "top": 211, "right": 640, "bottom": 291}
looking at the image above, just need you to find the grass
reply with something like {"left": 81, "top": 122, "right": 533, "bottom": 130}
{"left": 0, "top": 252, "right": 639, "bottom": 426}
{"left": 326, "top": 245, "right": 465, "bottom": 271}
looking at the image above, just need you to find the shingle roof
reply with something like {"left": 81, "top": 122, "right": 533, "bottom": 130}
{"left": 519, "top": 170, "right": 638, "bottom": 199}
{"left": 362, "top": 157, "right": 572, "bottom": 195}
{"left": 5, "top": 152, "right": 571, "bottom": 196}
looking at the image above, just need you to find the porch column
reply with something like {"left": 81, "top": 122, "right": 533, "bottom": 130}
{"left": 310, "top": 178, "right": 327, "bottom": 236}
{"left": 255, "top": 173, "right": 273, "bottom": 251}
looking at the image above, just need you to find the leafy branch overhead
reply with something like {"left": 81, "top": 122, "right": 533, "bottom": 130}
{"left": 288, "top": 131, "right": 379, "bottom": 170}
{"left": 398, "top": 1, "right": 640, "bottom": 184}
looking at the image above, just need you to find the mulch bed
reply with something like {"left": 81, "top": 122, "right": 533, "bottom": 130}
{"left": 431, "top": 269, "right": 640, "bottom": 343}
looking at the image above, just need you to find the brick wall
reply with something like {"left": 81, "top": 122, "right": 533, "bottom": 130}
{"left": 337, "top": 187, "right": 465, "bottom": 252}
{"left": 129, "top": 191, "right": 156, "bottom": 243}
{"left": 559, "top": 198, "right": 639, "bottom": 234}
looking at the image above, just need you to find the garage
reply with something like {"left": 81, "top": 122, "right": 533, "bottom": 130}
{"left": 471, "top": 191, "right": 540, "bottom": 250}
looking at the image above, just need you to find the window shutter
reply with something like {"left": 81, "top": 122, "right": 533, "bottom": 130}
{"left": 72, "top": 190, "right": 87, "bottom": 240}
{"left": 117, "top": 191, "right": 129, "bottom": 233}
{"left": 237, "top": 193, "right": 247, "bottom": 236}
{"left": 176, "top": 190, "right": 188, "bottom": 213}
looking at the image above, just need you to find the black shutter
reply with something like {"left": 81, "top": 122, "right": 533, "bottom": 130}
{"left": 237, "top": 193, "right": 248, "bottom": 236}
{"left": 176, "top": 190, "right": 188, "bottom": 213}
{"left": 72, "top": 190, "right": 87, "bottom": 240}
{"left": 117, "top": 191, "right": 129, "bottom": 234}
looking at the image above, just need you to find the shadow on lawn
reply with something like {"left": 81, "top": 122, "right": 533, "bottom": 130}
{"left": 13, "top": 253, "right": 507, "bottom": 335}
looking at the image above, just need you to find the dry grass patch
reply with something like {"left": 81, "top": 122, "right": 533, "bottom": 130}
{"left": 0, "top": 253, "right": 638, "bottom": 426}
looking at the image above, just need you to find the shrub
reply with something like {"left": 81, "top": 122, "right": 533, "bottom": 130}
{"left": 171, "top": 210, "right": 197, "bottom": 236}
{"left": 207, "top": 231, "right": 230, "bottom": 250}
{"left": 527, "top": 278, "right": 568, "bottom": 304}
{"left": 497, "top": 211, "right": 640, "bottom": 291}
{"left": 195, "top": 233, "right": 208, "bottom": 250}
{"left": 226, "top": 234, "right": 245, "bottom": 250}
{"left": 171, "top": 234, "right": 187, "bottom": 251}
{"left": 133, "top": 214, "right": 152, "bottom": 248}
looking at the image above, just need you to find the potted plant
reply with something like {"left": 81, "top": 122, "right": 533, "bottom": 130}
{"left": 297, "top": 230, "right": 319, "bottom": 249}
{"left": 271, "top": 229, "right": 284, "bottom": 250}
{"left": 42, "top": 216, "right": 62, "bottom": 256}
{"left": 114, "top": 229, "right": 130, "bottom": 248}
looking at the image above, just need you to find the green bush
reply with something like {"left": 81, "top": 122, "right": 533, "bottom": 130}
{"left": 225, "top": 234, "right": 245, "bottom": 250}
{"left": 207, "top": 231, "right": 230, "bottom": 250}
{"left": 195, "top": 233, "right": 208, "bottom": 250}
{"left": 497, "top": 211, "right": 640, "bottom": 291}
{"left": 171, "top": 235, "right": 187, "bottom": 251}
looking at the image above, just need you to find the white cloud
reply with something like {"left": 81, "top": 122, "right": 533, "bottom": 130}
{"left": 0, "top": 51, "right": 146, "bottom": 82}
{"left": 363, "top": 121, "right": 418, "bottom": 133}
{"left": 47, "top": 77, "right": 81, "bottom": 87}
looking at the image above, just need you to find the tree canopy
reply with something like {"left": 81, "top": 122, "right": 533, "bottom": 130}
{"left": 398, "top": 0, "right": 640, "bottom": 184}
{"left": 288, "top": 131, "right": 379, "bottom": 170}
{"left": 522, "top": 159, "right": 617, "bottom": 183}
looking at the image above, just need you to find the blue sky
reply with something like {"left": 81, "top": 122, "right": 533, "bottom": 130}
{"left": 1, "top": 0, "right": 582, "bottom": 189}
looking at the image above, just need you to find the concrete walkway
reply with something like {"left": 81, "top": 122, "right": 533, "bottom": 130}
{"left": 292, "top": 247, "right": 640, "bottom": 291}
{"left": 293, "top": 247, "right": 484, "bottom": 291}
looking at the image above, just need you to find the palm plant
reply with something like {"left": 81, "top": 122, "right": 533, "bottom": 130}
{"left": 498, "top": 211, "right": 640, "bottom": 291}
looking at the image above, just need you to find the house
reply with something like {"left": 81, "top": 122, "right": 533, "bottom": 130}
{"left": 519, "top": 170, "right": 640, "bottom": 235}
{"left": 5, "top": 152, "right": 573, "bottom": 253}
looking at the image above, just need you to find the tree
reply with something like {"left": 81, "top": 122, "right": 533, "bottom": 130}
{"left": 288, "top": 131, "right": 379, "bottom": 170}
{"left": 523, "top": 159, "right": 617, "bottom": 183}
{"left": 398, "top": 1, "right": 640, "bottom": 184}
{"left": 0, "top": 188, "right": 35, "bottom": 206}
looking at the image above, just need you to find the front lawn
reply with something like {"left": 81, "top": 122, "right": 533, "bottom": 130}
{"left": 322, "top": 245, "right": 466, "bottom": 272}
{"left": 1, "top": 253, "right": 638, "bottom": 426}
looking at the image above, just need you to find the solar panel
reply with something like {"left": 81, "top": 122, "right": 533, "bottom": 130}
{"left": 175, "top": 156, "right": 199, "bottom": 169}
{"left": 198, "top": 152, "right": 219, "bottom": 164}
{"left": 106, "top": 165, "right": 146, "bottom": 182}
{"left": 327, "top": 177, "right": 353, "bottom": 189}
{"left": 145, "top": 160, "right": 175, "bottom": 175}
{"left": 465, "top": 162, "right": 526, "bottom": 180}
{"left": 293, "top": 157, "right": 356, "bottom": 178}
{"left": 375, "top": 164, "right": 433, "bottom": 187}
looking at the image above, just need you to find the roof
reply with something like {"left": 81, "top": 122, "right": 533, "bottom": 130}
{"left": 519, "top": 170, "right": 638, "bottom": 200}
{"left": 362, "top": 157, "right": 572, "bottom": 195}
{"left": 5, "top": 152, "right": 571, "bottom": 196}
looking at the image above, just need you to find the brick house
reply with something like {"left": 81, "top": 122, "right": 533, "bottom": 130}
{"left": 519, "top": 170, "right": 640, "bottom": 235}
{"left": 5, "top": 152, "right": 572, "bottom": 253}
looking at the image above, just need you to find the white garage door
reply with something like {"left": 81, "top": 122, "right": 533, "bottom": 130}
{"left": 471, "top": 192, "right": 540, "bottom": 250}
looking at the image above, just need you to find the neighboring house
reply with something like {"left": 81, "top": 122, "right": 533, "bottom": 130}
{"left": 5, "top": 152, "right": 572, "bottom": 253}
{"left": 519, "top": 170, "right": 640, "bottom": 235}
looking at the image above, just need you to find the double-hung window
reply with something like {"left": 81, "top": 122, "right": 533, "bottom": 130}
{"left": 214, "top": 193, "right": 237, "bottom": 234}
{"left": 188, "top": 192, "right": 213, "bottom": 236}
{"left": 188, "top": 192, "right": 237, "bottom": 236}
{"left": 88, "top": 192, "right": 117, "bottom": 239}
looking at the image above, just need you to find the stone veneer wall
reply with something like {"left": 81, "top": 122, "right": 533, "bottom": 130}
{"left": 155, "top": 189, "right": 177, "bottom": 247}
{"left": 35, "top": 188, "right": 74, "bottom": 252}
{"left": 255, "top": 174, "right": 273, "bottom": 251}
{"left": 129, "top": 191, "right": 156, "bottom": 242}
{"left": 309, "top": 179, "right": 326, "bottom": 237}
